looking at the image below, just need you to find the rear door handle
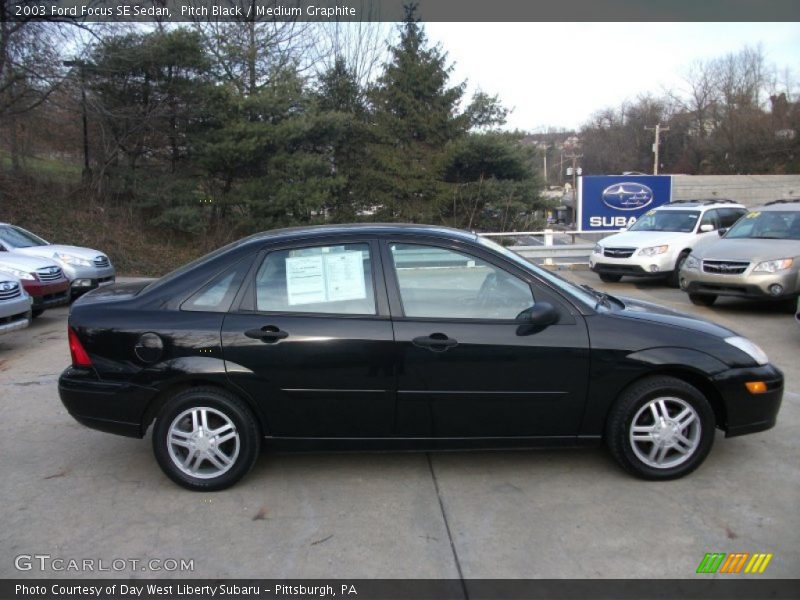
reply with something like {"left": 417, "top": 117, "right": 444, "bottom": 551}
{"left": 245, "top": 325, "right": 289, "bottom": 343}
{"left": 412, "top": 333, "right": 458, "bottom": 352}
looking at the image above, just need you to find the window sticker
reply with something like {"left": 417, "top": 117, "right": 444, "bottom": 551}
{"left": 746, "top": 212, "right": 761, "bottom": 219}
{"left": 324, "top": 251, "right": 366, "bottom": 302}
{"left": 285, "top": 250, "right": 366, "bottom": 306}
{"left": 286, "top": 255, "right": 326, "bottom": 305}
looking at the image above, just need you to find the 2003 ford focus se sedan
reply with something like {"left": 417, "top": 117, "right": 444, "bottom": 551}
{"left": 58, "top": 225, "right": 783, "bottom": 490}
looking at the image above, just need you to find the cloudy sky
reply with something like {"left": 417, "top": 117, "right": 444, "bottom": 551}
{"left": 421, "top": 22, "right": 800, "bottom": 131}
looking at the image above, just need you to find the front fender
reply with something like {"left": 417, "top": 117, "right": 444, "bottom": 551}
{"left": 625, "top": 347, "right": 730, "bottom": 375}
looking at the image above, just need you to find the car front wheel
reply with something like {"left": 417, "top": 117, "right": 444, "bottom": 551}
{"left": 606, "top": 376, "right": 715, "bottom": 480}
{"left": 152, "top": 387, "right": 260, "bottom": 491}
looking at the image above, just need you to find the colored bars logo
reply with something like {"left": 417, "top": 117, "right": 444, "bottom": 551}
{"left": 696, "top": 552, "right": 773, "bottom": 574}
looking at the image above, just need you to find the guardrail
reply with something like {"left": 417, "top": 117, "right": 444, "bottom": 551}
{"left": 479, "top": 229, "right": 596, "bottom": 265}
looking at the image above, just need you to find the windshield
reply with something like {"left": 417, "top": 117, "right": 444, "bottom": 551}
{"left": 725, "top": 210, "right": 800, "bottom": 240}
{"left": 477, "top": 236, "right": 597, "bottom": 307}
{"left": 0, "top": 225, "right": 49, "bottom": 248}
{"left": 628, "top": 210, "right": 701, "bottom": 233}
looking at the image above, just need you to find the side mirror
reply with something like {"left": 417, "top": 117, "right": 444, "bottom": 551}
{"left": 717, "top": 228, "right": 728, "bottom": 237}
{"left": 699, "top": 224, "right": 714, "bottom": 233}
{"left": 516, "top": 302, "right": 559, "bottom": 335}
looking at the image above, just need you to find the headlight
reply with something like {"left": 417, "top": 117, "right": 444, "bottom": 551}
{"left": 683, "top": 255, "right": 699, "bottom": 271}
{"left": 55, "top": 253, "right": 93, "bottom": 267}
{"left": 0, "top": 267, "right": 35, "bottom": 281}
{"left": 725, "top": 336, "right": 769, "bottom": 366}
{"left": 638, "top": 245, "right": 669, "bottom": 257}
{"left": 593, "top": 244, "right": 603, "bottom": 254}
{"left": 753, "top": 258, "right": 793, "bottom": 273}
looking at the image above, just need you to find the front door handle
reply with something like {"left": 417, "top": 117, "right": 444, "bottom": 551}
{"left": 245, "top": 325, "right": 289, "bottom": 343}
{"left": 412, "top": 333, "right": 458, "bottom": 352}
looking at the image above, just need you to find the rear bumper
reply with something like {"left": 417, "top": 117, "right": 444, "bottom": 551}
{"left": 712, "top": 364, "right": 784, "bottom": 437}
{"left": 58, "top": 367, "right": 159, "bottom": 438}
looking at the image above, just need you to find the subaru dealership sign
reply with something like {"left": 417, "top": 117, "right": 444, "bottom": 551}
{"left": 579, "top": 175, "right": 672, "bottom": 231}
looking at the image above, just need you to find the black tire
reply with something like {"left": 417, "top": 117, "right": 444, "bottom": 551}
{"left": 599, "top": 273, "right": 622, "bottom": 283}
{"left": 668, "top": 251, "right": 690, "bottom": 287}
{"left": 31, "top": 308, "right": 45, "bottom": 318}
{"left": 605, "top": 376, "right": 715, "bottom": 480}
{"left": 689, "top": 293, "right": 717, "bottom": 307}
{"left": 152, "top": 386, "right": 261, "bottom": 491}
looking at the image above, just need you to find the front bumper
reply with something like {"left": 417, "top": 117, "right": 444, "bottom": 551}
{"left": 680, "top": 267, "right": 799, "bottom": 299}
{"left": 59, "top": 367, "right": 159, "bottom": 438}
{"left": 0, "top": 295, "right": 32, "bottom": 334}
{"left": 713, "top": 364, "right": 783, "bottom": 437}
{"left": 23, "top": 279, "right": 70, "bottom": 308}
{"left": 64, "top": 265, "right": 116, "bottom": 296}
{"left": 590, "top": 251, "right": 677, "bottom": 278}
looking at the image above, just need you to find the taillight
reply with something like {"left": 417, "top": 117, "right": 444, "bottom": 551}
{"left": 68, "top": 327, "right": 92, "bottom": 367}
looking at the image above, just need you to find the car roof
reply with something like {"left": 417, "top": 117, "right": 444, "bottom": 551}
{"left": 759, "top": 199, "right": 800, "bottom": 211}
{"left": 657, "top": 200, "right": 744, "bottom": 210}
{"left": 239, "top": 223, "right": 480, "bottom": 247}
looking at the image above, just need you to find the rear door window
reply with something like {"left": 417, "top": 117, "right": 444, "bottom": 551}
{"left": 254, "top": 243, "right": 376, "bottom": 315}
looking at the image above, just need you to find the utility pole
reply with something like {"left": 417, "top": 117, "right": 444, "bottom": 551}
{"left": 565, "top": 153, "right": 583, "bottom": 225}
{"left": 645, "top": 123, "right": 669, "bottom": 175}
{"left": 543, "top": 150, "right": 548, "bottom": 184}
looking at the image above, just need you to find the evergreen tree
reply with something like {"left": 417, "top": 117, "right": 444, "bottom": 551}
{"left": 368, "top": 5, "right": 467, "bottom": 222}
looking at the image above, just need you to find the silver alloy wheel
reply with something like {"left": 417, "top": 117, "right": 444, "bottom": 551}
{"left": 629, "top": 396, "right": 701, "bottom": 469}
{"left": 167, "top": 407, "right": 240, "bottom": 479}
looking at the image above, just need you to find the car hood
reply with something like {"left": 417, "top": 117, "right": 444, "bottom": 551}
{"left": 0, "top": 252, "right": 62, "bottom": 271}
{"left": 612, "top": 295, "right": 735, "bottom": 338}
{"left": 599, "top": 230, "right": 688, "bottom": 249}
{"left": 693, "top": 238, "right": 800, "bottom": 262}
{"left": 15, "top": 244, "right": 108, "bottom": 261}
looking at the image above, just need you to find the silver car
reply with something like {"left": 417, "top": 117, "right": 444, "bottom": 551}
{"left": 679, "top": 200, "right": 800, "bottom": 306}
{"left": 0, "top": 223, "right": 115, "bottom": 298}
{"left": 0, "top": 275, "right": 32, "bottom": 335}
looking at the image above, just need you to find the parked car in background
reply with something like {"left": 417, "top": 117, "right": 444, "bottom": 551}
{"left": 0, "top": 274, "right": 32, "bottom": 335}
{"left": 0, "top": 223, "right": 115, "bottom": 298}
{"left": 590, "top": 200, "right": 747, "bottom": 286}
{"left": 59, "top": 224, "right": 783, "bottom": 491}
{"left": 679, "top": 199, "right": 800, "bottom": 307}
{"left": 0, "top": 253, "right": 70, "bottom": 317}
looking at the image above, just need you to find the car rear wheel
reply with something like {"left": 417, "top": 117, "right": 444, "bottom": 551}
{"left": 599, "top": 273, "right": 622, "bottom": 283}
{"left": 152, "top": 387, "right": 260, "bottom": 491}
{"left": 689, "top": 293, "right": 717, "bottom": 306}
{"left": 606, "top": 376, "right": 715, "bottom": 480}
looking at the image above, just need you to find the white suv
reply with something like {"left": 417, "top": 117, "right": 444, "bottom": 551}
{"left": 590, "top": 200, "right": 747, "bottom": 286}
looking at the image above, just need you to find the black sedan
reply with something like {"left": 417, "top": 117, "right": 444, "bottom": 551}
{"left": 59, "top": 225, "right": 783, "bottom": 490}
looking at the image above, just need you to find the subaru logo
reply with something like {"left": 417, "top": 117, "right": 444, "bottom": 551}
{"left": 0, "top": 282, "right": 15, "bottom": 291}
{"left": 48, "top": 267, "right": 58, "bottom": 274}
{"left": 602, "top": 182, "right": 654, "bottom": 211}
